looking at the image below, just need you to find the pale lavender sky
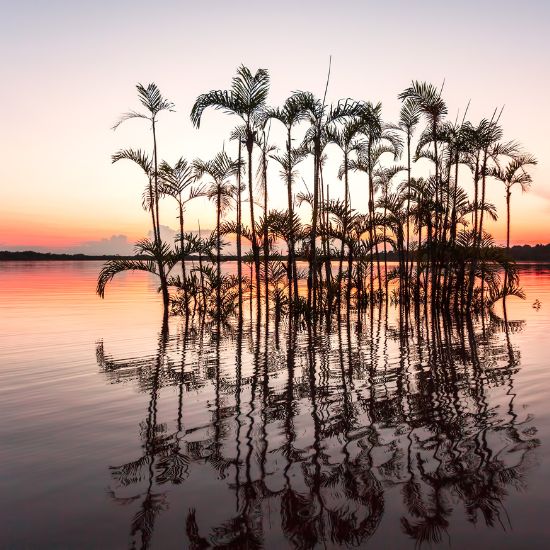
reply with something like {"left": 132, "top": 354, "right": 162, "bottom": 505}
{"left": 1, "top": 0, "right": 548, "bottom": 252}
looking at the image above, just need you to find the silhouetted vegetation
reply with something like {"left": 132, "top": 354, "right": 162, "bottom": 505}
{"left": 97, "top": 67, "right": 538, "bottom": 320}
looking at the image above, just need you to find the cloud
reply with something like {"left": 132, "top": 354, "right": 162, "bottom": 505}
{"left": 147, "top": 225, "right": 177, "bottom": 244}
{"left": 68, "top": 234, "right": 134, "bottom": 255}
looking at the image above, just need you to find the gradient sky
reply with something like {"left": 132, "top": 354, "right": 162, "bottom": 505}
{"left": 1, "top": 0, "right": 549, "bottom": 253}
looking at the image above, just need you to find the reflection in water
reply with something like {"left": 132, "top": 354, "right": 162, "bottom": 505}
{"left": 97, "top": 303, "right": 539, "bottom": 549}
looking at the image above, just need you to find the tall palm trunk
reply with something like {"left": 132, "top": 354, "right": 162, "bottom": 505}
{"left": 246, "top": 130, "right": 261, "bottom": 313}
{"left": 178, "top": 202, "right": 188, "bottom": 313}
{"left": 216, "top": 186, "right": 222, "bottom": 315}
{"left": 416, "top": 221, "right": 422, "bottom": 300}
{"left": 322, "top": 178, "right": 333, "bottom": 312}
{"left": 286, "top": 127, "right": 298, "bottom": 306}
{"left": 337, "top": 153, "right": 349, "bottom": 309}
{"left": 466, "top": 151, "right": 482, "bottom": 308}
{"left": 478, "top": 148, "right": 489, "bottom": 304}
{"left": 147, "top": 177, "right": 158, "bottom": 247}
{"left": 444, "top": 151, "right": 460, "bottom": 306}
{"left": 405, "top": 132, "right": 411, "bottom": 292}
{"left": 450, "top": 151, "right": 460, "bottom": 245}
{"left": 383, "top": 186, "right": 388, "bottom": 297}
{"left": 151, "top": 121, "right": 161, "bottom": 245}
{"left": 430, "top": 120, "right": 440, "bottom": 300}
{"left": 151, "top": 119, "right": 169, "bottom": 310}
{"left": 197, "top": 222, "right": 206, "bottom": 314}
{"left": 237, "top": 141, "right": 243, "bottom": 319}
{"left": 262, "top": 146, "right": 269, "bottom": 322}
{"left": 367, "top": 143, "right": 382, "bottom": 298}
{"left": 506, "top": 188, "right": 511, "bottom": 251}
{"left": 504, "top": 187, "right": 512, "bottom": 293}
{"left": 309, "top": 137, "right": 321, "bottom": 313}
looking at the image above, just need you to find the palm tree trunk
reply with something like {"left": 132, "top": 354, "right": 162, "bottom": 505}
{"left": 506, "top": 189, "right": 511, "bottom": 251}
{"left": 479, "top": 148, "right": 489, "bottom": 305}
{"left": 450, "top": 152, "right": 459, "bottom": 245}
{"left": 216, "top": 187, "right": 222, "bottom": 315}
{"left": 148, "top": 177, "right": 158, "bottom": 246}
{"left": 416, "top": 222, "right": 422, "bottom": 300}
{"left": 246, "top": 130, "right": 261, "bottom": 315}
{"left": 431, "top": 120, "right": 439, "bottom": 301}
{"left": 179, "top": 202, "right": 188, "bottom": 314}
{"left": 367, "top": 145, "right": 381, "bottom": 299}
{"left": 405, "top": 132, "right": 411, "bottom": 293}
{"left": 322, "top": 176, "right": 333, "bottom": 312}
{"left": 286, "top": 127, "right": 298, "bottom": 307}
{"left": 286, "top": 166, "right": 294, "bottom": 306}
{"left": 262, "top": 147, "right": 269, "bottom": 323}
{"left": 504, "top": 188, "right": 511, "bottom": 294}
{"left": 309, "top": 137, "right": 321, "bottom": 313}
{"left": 197, "top": 222, "right": 206, "bottom": 314}
{"left": 152, "top": 119, "right": 169, "bottom": 310}
{"left": 383, "top": 187, "right": 388, "bottom": 297}
{"left": 237, "top": 141, "right": 243, "bottom": 319}
{"left": 466, "top": 152, "right": 481, "bottom": 309}
{"left": 337, "top": 153, "right": 349, "bottom": 309}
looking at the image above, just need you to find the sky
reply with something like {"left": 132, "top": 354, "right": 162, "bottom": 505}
{"left": 1, "top": 0, "right": 549, "bottom": 254}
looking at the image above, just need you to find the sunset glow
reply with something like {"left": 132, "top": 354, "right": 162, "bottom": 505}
{"left": 2, "top": 0, "right": 549, "bottom": 253}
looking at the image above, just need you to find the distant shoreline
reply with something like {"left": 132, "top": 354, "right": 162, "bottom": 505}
{"left": 2, "top": 245, "right": 550, "bottom": 263}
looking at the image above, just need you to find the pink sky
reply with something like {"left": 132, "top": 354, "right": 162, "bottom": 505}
{"left": 1, "top": 0, "right": 548, "bottom": 253}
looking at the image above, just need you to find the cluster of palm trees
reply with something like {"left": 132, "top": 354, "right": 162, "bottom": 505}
{"left": 97, "top": 67, "right": 537, "bottom": 320}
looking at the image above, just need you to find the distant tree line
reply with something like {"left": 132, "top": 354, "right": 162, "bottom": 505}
{"left": 2, "top": 244, "right": 550, "bottom": 263}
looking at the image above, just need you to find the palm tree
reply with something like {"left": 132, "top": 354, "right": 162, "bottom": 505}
{"left": 255, "top": 125, "right": 277, "bottom": 318}
{"left": 373, "top": 165, "right": 406, "bottom": 289}
{"left": 228, "top": 126, "right": 248, "bottom": 318}
{"left": 325, "top": 120, "right": 365, "bottom": 296}
{"left": 399, "top": 82, "right": 447, "bottom": 297}
{"left": 356, "top": 102, "right": 403, "bottom": 296}
{"left": 159, "top": 158, "right": 205, "bottom": 311}
{"left": 193, "top": 151, "right": 239, "bottom": 314}
{"left": 489, "top": 154, "right": 537, "bottom": 251}
{"left": 269, "top": 146, "right": 308, "bottom": 303}
{"left": 112, "top": 83, "right": 175, "bottom": 310}
{"left": 191, "top": 65, "right": 270, "bottom": 308}
{"left": 292, "top": 91, "right": 362, "bottom": 311}
{"left": 111, "top": 147, "right": 174, "bottom": 310}
{"left": 393, "top": 100, "right": 420, "bottom": 284}
{"left": 398, "top": 82, "right": 447, "bottom": 225}
{"left": 265, "top": 96, "right": 308, "bottom": 303}
{"left": 319, "top": 197, "right": 357, "bottom": 308}
{"left": 347, "top": 123, "right": 402, "bottom": 295}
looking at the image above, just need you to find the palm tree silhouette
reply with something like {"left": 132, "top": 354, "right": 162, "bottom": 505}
{"left": 265, "top": 96, "right": 309, "bottom": 303}
{"left": 393, "top": 99, "right": 420, "bottom": 284}
{"left": 191, "top": 65, "right": 270, "bottom": 309}
{"left": 490, "top": 154, "right": 537, "bottom": 251}
{"left": 112, "top": 83, "right": 175, "bottom": 310}
{"left": 193, "top": 151, "right": 239, "bottom": 316}
{"left": 292, "top": 91, "right": 362, "bottom": 311}
{"left": 158, "top": 157, "right": 205, "bottom": 312}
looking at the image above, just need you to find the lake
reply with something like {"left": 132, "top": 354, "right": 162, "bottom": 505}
{"left": 1, "top": 261, "right": 550, "bottom": 549}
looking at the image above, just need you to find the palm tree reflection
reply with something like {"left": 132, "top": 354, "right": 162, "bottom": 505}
{"left": 97, "top": 303, "right": 539, "bottom": 548}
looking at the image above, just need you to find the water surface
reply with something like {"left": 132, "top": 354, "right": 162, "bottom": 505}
{"left": 1, "top": 261, "right": 550, "bottom": 549}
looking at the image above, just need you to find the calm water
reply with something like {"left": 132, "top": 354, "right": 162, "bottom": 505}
{"left": 1, "top": 261, "right": 550, "bottom": 549}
